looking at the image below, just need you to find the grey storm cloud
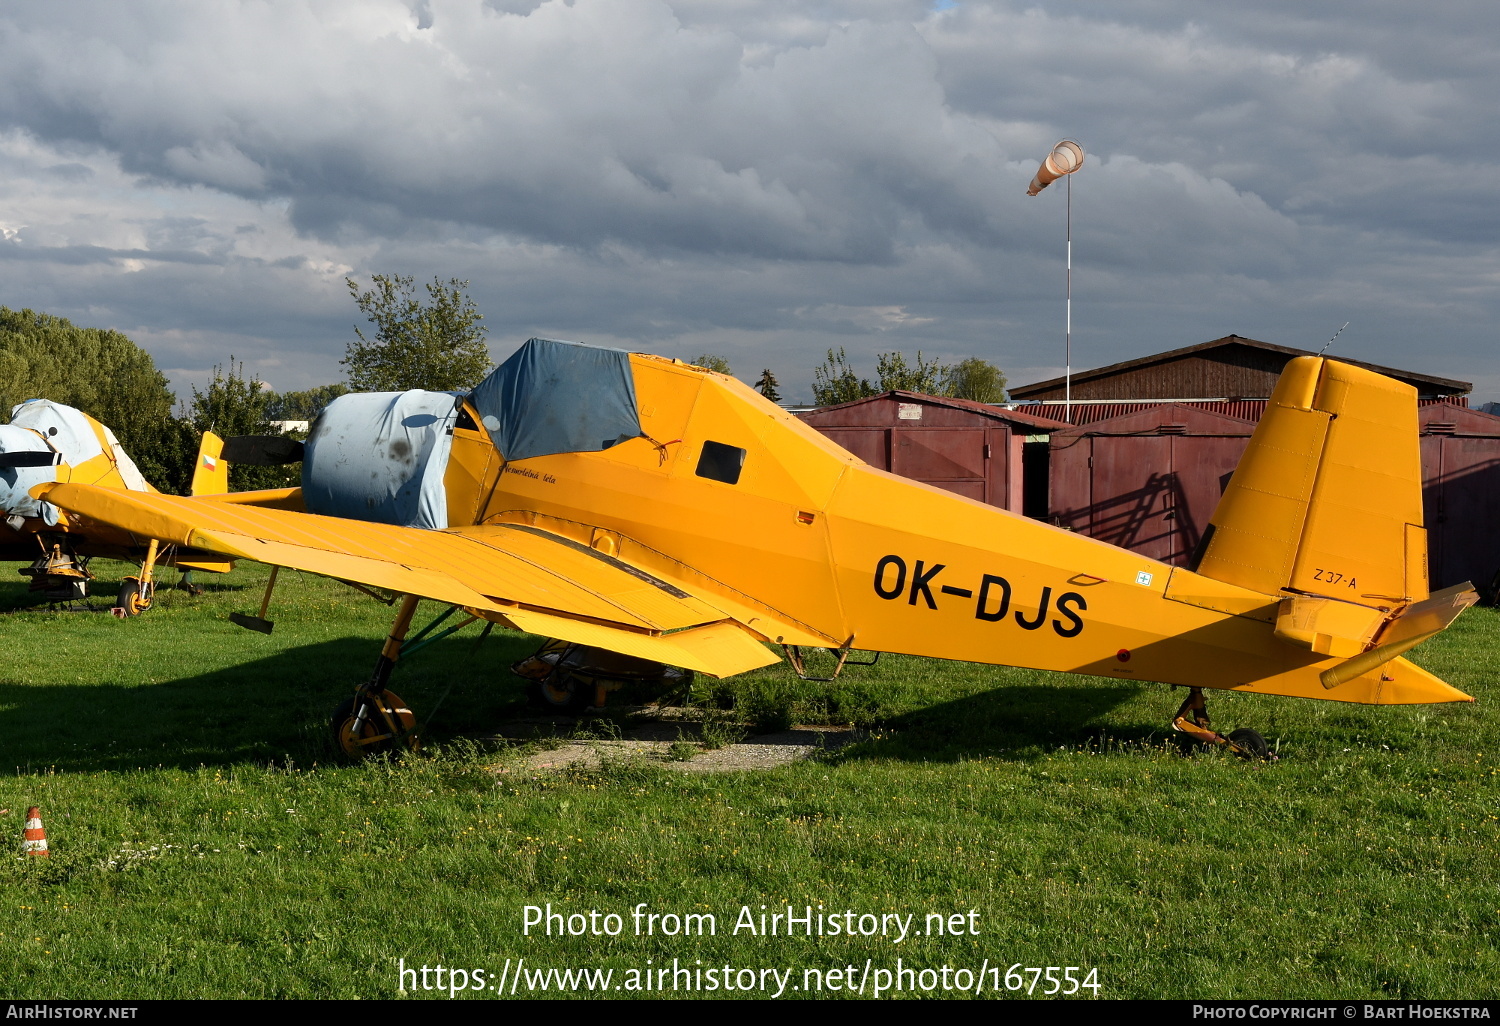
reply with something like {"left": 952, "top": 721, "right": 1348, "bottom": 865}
{"left": 0, "top": 0, "right": 1495, "bottom": 401}
{"left": 0, "top": 0, "right": 1010, "bottom": 261}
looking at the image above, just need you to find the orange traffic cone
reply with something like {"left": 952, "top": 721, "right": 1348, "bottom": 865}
{"left": 23, "top": 806, "right": 48, "bottom": 856}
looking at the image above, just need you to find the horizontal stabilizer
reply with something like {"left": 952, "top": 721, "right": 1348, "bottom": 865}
{"left": 1275, "top": 594, "right": 1385, "bottom": 657}
{"left": 1319, "top": 583, "right": 1479, "bottom": 689}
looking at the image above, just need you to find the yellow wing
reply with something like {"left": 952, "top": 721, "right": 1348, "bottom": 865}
{"left": 38, "top": 483, "right": 778, "bottom": 678}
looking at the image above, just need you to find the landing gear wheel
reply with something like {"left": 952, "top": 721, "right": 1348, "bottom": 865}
{"left": 1171, "top": 687, "right": 1275, "bottom": 762}
{"left": 530, "top": 674, "right": 595, "bottom": 714}
{"left": 330, "top": 690, "right": 417, "bottom": 758}
{"left": 114, "top": 579, "right": 154, "bottom": 616}
{"left": 1227, "top": 727, "right": 1272, "bottom": 761}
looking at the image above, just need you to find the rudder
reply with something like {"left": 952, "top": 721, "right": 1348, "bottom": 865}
{"left": 190, "top": 431, "right": 229, "bottom": 496}
{"left": 1195, "top": 356, "right": 1426, "bottom": 607}
{"left": 1195, "top": 357, "right": 1475, "bottom": 683}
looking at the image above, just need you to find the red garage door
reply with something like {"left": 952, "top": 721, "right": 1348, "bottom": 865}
{"left": 1049, "top": 405, "right": 1254, "bottom": 566}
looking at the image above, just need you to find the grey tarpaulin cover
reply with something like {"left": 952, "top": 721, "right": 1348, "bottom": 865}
{"left": 302, "top": 390, "right": 460, "bottom": 529}
{"left": 2, "top": 399, "right": 149, "bottom": 525}
{"left": 468, "top": 338, "right": 642, "bottom": 462}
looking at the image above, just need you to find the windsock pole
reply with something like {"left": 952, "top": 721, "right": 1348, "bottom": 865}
{"left": 1025, "top": 139, "right": 1084, "bottom": 425}
{"left": 1066, "top": 171, "right": 1072, "bottom": 424}
{"left": 23, "top": 806, "right": 48, "bottom": 856}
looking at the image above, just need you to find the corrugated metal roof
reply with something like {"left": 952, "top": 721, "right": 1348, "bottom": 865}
{"left": 802, "top": 390, "right": 1068, "bottom": 430}
{"left": 1006, "top": 395, "right": 1467, "bottom": 426}
{"left": 1048, "top": 402, "right": 1259, "bottom": 436}
{"left": 1009, "top": 335, "right": 1472, "bottom": 399}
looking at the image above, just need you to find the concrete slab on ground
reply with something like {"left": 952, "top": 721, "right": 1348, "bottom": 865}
{"left": 489, "top": 717, "right": 864, "bottom": 773}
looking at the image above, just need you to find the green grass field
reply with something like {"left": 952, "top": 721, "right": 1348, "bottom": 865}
{"left": 1, "top": 559, "right": 1497, "bottom": 1000}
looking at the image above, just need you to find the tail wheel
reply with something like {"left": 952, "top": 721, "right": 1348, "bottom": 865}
{"left": 114, "top": 579, "right": 155, "bottom": 616}
{"left": 1227, "top": 727, "right": 1272, "bottom": 761}
{"left": 331, "top": 690, "right": 417, "bottom": 758}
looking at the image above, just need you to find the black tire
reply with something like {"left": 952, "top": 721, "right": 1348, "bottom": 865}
{"left": 1228, "top": 727, "right": 1271, "bottom": 760}
{"left": 114, "top": 579, "right": 154, "bottom": 615}
{"left": 529, "top": 672, "right": 595, "bottom": 714}
{"left": 330, "top": 691, "right": 415, "bottom": 759}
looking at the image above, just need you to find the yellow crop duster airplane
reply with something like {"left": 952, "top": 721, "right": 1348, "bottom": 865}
{"left": 35, "top": 339, "right": 1478, "bottom": 758}
{"left": 1, "top": 399, "right": 233, "bottom": 612}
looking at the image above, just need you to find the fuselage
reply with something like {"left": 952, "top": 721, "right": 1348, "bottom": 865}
{"left": 0, "top": 401, "right": 153, "bottom": 561}
{"left": 438, "top": 354, "right": 1459, "bottom": 705}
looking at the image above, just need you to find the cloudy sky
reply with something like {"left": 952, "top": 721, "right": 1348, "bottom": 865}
{"left": 1, "top": 0, "right": 1496, "bottom": 403}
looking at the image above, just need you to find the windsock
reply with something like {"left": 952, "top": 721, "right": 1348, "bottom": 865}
{"left": 1027, "top": 139, "right": 1085, "bottom": 196}
{"left": 23, "top": 806, "right": 48, "bottom": 856}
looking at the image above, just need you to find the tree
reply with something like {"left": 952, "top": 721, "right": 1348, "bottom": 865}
{"left": 144, "top": 418, "right": 204, "bottom": 497}
{"left": 343, "top": 275, "right": 492, "bottom": 392}
{"left": 810, "top": 348, "right": 1010, "bottom": 407}
{"left": 189, "top": 358, "right": 269, "bottom": 436}
{"left": 940, "top": 358, "right": 1007, "bottom": 403}
{"left": 0, "top": 306, "right": 187, "bottom": 490}
{"left": 754, "top": 368, "right": 782, "bottom": 403}
{"left": 690, "top": 354, "right": 732, "bottom": 375}
{"left": 264, "top": 383, "right": 350, "bottom": 422}
{"left": 813, "top": 348, "right": 946, "bottom": 405}
{"left": 189, "top": 359, "right": 294, "bottom": 490}
{"left": 876, "top": 350, "right": 943, "bottom": 394}
{"left": 811, "top": 347, "right": 875, "bottom": 406}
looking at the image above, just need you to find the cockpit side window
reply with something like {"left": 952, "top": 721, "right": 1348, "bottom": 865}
{"left": 695, "top": 441, "right": 746, "bottom": 485}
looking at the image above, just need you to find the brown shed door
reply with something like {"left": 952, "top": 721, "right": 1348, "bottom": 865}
{"left": 892, "top": 428, "right": 989, "bottom": 503}
{"left": 986, "top": 428, "right": 1013, "bottom": 510}
{"left": 1172, "top": 434, "right": 1250, "bottom": 563}
{"left": 1074, "top": 434, "right": 1248, "bottom": 565}
{"left": 1422, "top": 436, "right": 1500, "bottom": 591}
{"left": 1049, "top": 433, "right": 1092, "bottom": 534}
{"left": 1087, "top": 435, "right": 1175, "bottom": 560}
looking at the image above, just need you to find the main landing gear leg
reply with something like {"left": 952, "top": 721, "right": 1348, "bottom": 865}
{"left": 1171, "top": 687, "right": 1275, "bottom": 761}
{"left": 331, "top": 594, "right": 420, "bottom": 759}
{"left": 113, "top": 539, "right": 160, "bottom": 617}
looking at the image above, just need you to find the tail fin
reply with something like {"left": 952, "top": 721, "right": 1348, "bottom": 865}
{"left": 190, "top": 431, "right": 229, "bottom": 496}
{"left": 1195, "top": 357, "right": 1476, "bottom": 677}
{"left": 1196, "top": 357, "right": 1425, "bottom": 603}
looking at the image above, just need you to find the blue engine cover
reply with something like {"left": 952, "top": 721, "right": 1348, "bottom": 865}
{"left": 302, "top": 390, "right": 460, "bottom": 529}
